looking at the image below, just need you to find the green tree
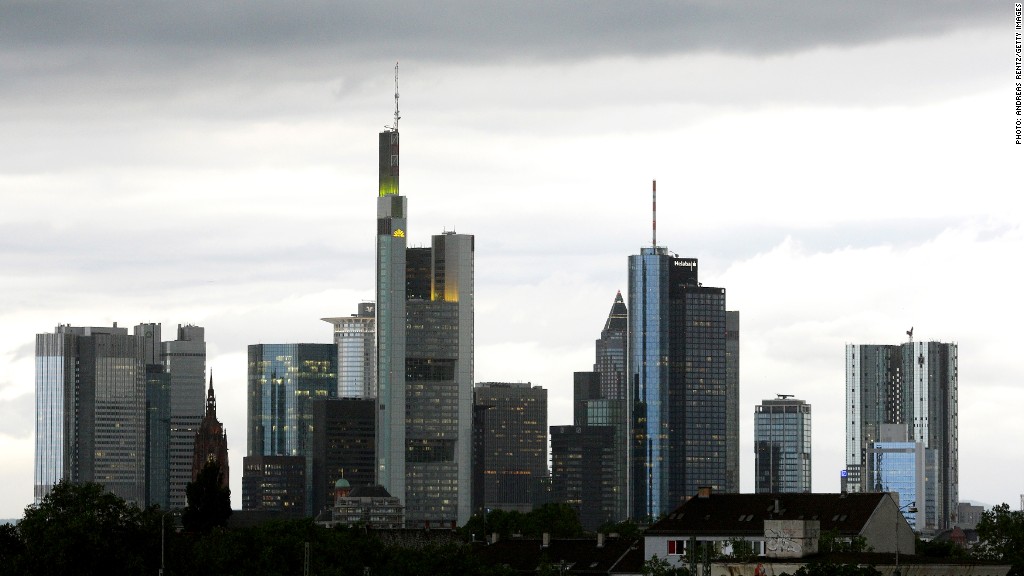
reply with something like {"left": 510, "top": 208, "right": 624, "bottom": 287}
{"left": 818, "top": 528, "right": 870, "bottom": 553}
{"left": 530, "top": 503, "right": 584, "bottom": 538}
{"left": 976, "top": 503, "right": 1024, "bottom": 576}
{"left": 597, "top": 518, "right": 644, "bottom": 540}
{"left": 0, "top": 522, "right": 25, "bottom": 575}
{"left": 641, "top": 554, "right": 690, "bottom": 576}
{"left": 726, "top": 538, "right": 757, "bottom": 562}
{"left": 16, "top": 481, "right": 151, "bottom": 576}
{"left": 182, "top": 460, "right": 232, "bottom": 533}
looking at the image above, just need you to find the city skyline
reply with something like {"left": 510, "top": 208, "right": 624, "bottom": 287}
{"left": 1, "top": 3, "right": 1020, "bottom": 518}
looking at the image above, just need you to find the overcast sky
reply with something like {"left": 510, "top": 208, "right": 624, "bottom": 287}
{"left": 1, "top": 2, "right": 1019, "bottom": 519}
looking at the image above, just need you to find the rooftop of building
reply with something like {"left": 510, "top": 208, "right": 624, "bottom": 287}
{"left": 647, "top": 492, "right": 891, "bottom": 537}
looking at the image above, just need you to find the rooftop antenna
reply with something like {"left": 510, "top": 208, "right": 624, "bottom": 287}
{"left": 652, "top": 179, "right": 657, "bottom": 247}
{"left": 393, "top": 62, "right": 400, "bottom": 130}
{"left": 385, "top": 62, "right": 401, "bottom": 131}
{"left": 906, "top": 327, "right": 914, "bottom": 343}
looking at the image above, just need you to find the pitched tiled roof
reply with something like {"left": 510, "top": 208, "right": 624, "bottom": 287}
{"left": 647, "top": 493, "right": 890, "bottom": 537}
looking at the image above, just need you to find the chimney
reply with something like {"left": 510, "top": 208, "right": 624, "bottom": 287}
{"left": 597, "top": 533, "right": 605, "bottom": 548}
{"left": 542, "top": 532, "right": 550, "bottom": 548}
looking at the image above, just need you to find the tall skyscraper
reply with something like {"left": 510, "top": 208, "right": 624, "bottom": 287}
{"left": 163, "top": 324, "right": 207, "bottom": 509}
{"left": 626, "top": 189, "right": 732, "bottom": 519}
{"left": 35, "top": 324, "right": 148, "bottom": 506}
{"left": 569, "top": 292, "right": 628, "bottom": 521}
{"left": 473, "top": 382, "right": 548, "bottom": 513}
{"left": 323, "top": 302, "right": 376, "bottom": 399}
{"left": 754, "top": 395, "right": 811, "bottom": 493}
{"left": 375, "top": 114, "right": 407, "bottom": 510}
{"left": 373, "top": 80, "right": 475, "bottom": 527}
{"left": 247, "top": 343, "right": 337, "bottom": 516}
{"left": 845, "top": 339, "right": 958, "bottom": 533}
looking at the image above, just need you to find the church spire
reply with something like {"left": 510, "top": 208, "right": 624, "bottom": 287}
{"left": 206, "top": 370, "right": 216, "bottom": 417}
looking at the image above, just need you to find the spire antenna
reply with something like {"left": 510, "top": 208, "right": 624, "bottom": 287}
{"left": 652, "top": 179, "right": 657, "bottom": 247}
{"left": 393, "top": 61, "right": 401, "bottom": 131}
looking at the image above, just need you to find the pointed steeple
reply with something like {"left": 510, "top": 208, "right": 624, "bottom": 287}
{"left": 206, "top": 370, "right": 216, "bottom": 418}
{"left": 603, "top": 290, "right": 628, "bottom": 333}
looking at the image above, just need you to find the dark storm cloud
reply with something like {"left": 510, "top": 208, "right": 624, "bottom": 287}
{"left": 0, "top": 2, "right": 1001, "bottom": 79}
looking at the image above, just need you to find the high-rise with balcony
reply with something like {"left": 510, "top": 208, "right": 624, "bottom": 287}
{"left": 323, "top": 302, "right": 376, "bottom": 399}
{"left": 845, "top": 339, "right": 958, "bottom": 533}
{"left": 754, "top": 396, "right": 811, "bottom": 493}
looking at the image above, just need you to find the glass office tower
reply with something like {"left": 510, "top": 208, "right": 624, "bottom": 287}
{"left": 627, "top": 249, "right": 728, "bottom": 520}
{"left": 247, "top": 343, "right": 337, "bottom": 516}
{"left": 35, "top": 325, "right": 147, "bottom": 506}
{"left": 754, "top": 396, "right": 812, "bottom": 493}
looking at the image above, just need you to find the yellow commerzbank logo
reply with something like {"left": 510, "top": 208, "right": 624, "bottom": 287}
{"left": 393, "top": 229, "right": 405, "bottom": 238}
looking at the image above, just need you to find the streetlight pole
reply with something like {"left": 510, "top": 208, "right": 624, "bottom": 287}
{"left": 894, "top": 500, "right": 917, "bottom": 576}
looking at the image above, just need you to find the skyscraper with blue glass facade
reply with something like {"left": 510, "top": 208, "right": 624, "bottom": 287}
{"left": 627, "top": 249, "right": 729, "bottom": 520}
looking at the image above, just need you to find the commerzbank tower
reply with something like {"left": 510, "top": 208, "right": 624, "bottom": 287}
{"left": 374, "top": 66, "right": 475, "bottom": 527}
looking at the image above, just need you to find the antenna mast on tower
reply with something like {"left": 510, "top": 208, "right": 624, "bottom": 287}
{"left": 652, "top": 180, "right": 657, "bottom": 247}
{"left": 393, "top": 62, "right": 401, "bottom": 131}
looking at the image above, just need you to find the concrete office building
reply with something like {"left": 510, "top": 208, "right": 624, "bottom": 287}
{"left": 473, "top": 382, "right": 548, "bottom": 513}
{"left": 163, "top": 324, "right": 207, "bottom": 509}
{"left": 550, "top": 425, "right": 616, "bottom": 531}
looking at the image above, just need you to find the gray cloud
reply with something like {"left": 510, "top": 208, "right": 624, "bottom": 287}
{"left": 0, "top": 2, "right": 1002, "bottom": 103}
{"left": 1, "top": 2, "right": 1000, "bottom": 61}
{"left": 0, "top": 393, "right": 33, "bottom": 439}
